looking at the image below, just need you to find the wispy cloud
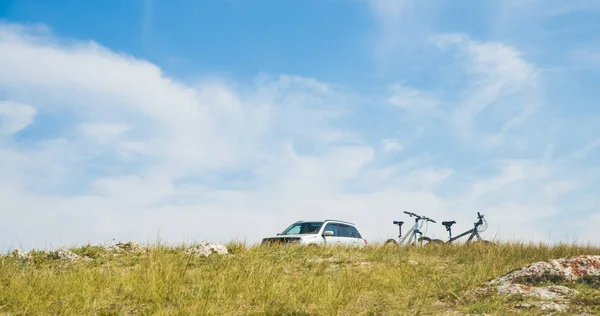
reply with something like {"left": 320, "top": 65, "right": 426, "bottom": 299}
{"left": 388, "top": 83, "right": 440, "bottom": 113}
{"left": 141, "top": 0, "right": 154, "bottom": 46}
{"left": 368, "top": 0, "right": 438, "bottom": 67}
{"left": 0, "top": 100, "right": 36, "bottom": 136}
{"left": 380, "top": 138, "right": 403, "bottom": 153}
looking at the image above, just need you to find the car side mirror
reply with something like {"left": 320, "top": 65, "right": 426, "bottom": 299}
{"left": 323, "top": 230, "right": 334, "bottom": 237}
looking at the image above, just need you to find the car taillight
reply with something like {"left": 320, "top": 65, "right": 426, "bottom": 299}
{"left": 363, "top": 239, "right": 368, "bottom": 245}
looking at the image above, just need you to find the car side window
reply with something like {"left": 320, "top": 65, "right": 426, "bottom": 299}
{"left": 324, "top": 223, "right": 339, "bottom": 236}
{"left": 338, "top": 224, "right": 353, "bottom": 238}
{"left": 350, "top": 226, "right": 362, "bottom": 238}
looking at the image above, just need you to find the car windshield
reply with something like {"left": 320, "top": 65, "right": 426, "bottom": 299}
{"left": 280, "top": 222, "right": 324, "bottom": 235}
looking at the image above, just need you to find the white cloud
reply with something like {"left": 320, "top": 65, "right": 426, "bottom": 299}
{"left": 368, "top": 0, "right": 438, "bottom": 65}
{"left": 79, "top": 122, "right": 131, "bottom": 143}
{"left": 0, "top": 24, "right": 402, "bottom": 250}
{"left": 444, "top": 157, "right": 592, "bottom": 243}
{"left": 0, "top": 100, "right": 36, "bottom": 136}
{"left": 434, "top": 35, "right": 540, "bottom": 140}
{"left": 561, "top": 138, "right": 600, "bottom": 162}
{"left": 388, "top": 84, "right": 440, "bottom": 113}
{"left": 401, "top": 167, "right": 454, "bottom": 191}
{"left": 369, "top": 2, "right": 600, "bottom": 244}
{"left": 370, "top": 3, "right": 543, "bottom": 148}
{"left": 380, "top": 34, "right": 541, "bottom": 152}
{"left": 381, "top": 138, "right": 403, "bottom": 153}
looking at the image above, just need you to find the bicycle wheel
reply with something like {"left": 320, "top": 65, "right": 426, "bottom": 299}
{"left": 384, "top": 239, "right": 398, "bottom": 246}
{"left": 472, "top": 239, "right": 493, "bottom": 245}
{"left": 417, "top": 237, "right": 431, "bottom": 244}
{"left": 421, "top": 238, "right": 444, "bottom": 246}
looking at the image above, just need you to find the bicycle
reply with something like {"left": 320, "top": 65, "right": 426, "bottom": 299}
{"left": 421, "top": 212, "right": 491, "bottom": 245}
{"left": 384, "top": 211, "right": 437, "bottom": 246}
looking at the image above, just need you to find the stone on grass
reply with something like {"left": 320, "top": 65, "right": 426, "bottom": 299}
{"left": 516, "top": 301, "right": 570, "bottom": 313}
{"left": 495, "top": 283, "right": 578, "bottom": 300}
{"left": 9, "top": 248, "right": 92, "bottom": 262}
{"left": 47, "top": 249, "right": 81, "bottom": 261}
{"left": 185, "top": 243, "right": 229, "bottom": 257}
{"left": 469, "top": 255, "right": 600, "bottom": 313}
{"left": 9, "top": 249, "right": 30, "bottom": 261}
{"left": 115, "top": 241, "right": 146, "bottom": 253}
{"left": 101, "top": 244, "right": 122, "bottom": 252}
{"left": 47, "top": 249, "right": 92, "bottom": 262}
{"left": 101, "top": 241, "right": 146, "bottom": 254}
{"left": 491, "top": 255, "right": 600, "bottom": 285}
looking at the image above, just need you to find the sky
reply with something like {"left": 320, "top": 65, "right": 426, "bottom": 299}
{"left": 1, "top": 0, "right": 600, "bottom": 251}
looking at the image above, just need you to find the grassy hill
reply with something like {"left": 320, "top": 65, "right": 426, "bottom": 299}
{"left": 1, "top": 242, "right": 600, "bottom": 315}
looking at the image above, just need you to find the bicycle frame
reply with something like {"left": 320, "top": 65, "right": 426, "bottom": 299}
{"left": 397, "top": 219, "right": 425, "bottom": 245}
{"left": 447, "top": 226, "right": 482, "bottom": 243}
{"left": 388, "top": 211, "right": 436, "bottom": 246}
{"left": 444, "top": 213, "right": 486, "bottom": 244}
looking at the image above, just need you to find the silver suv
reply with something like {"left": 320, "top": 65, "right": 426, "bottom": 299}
{"left": 261, "top": 219, "right": 367, "bottom": 247}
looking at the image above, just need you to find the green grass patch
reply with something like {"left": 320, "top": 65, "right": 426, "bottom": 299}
{"left": 1, "top": 242, "right": 599, "bottom": 315}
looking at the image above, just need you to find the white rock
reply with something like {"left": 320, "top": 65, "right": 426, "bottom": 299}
{"left": 185, "top": 243, "right": 228, "bottom": 257}
{"left": 492, "top": 255, "right": 600, "bottom": 285}
{"left": 100, "top": 241, "right": 146, "bottom": 253}
{"left": 495, "top": 283, "right": 578, "bottom": 301}
{"left": 469, "top": 255, "right": 600, "bottom": 313}
{"left": 48, "top": 249, "right": 80, "bottom": 261}
{"left": 9, "top": 249, "right": 30, "bottom": 261}
{"left": 117, "top": 241, "right": 146, "bottom": 253}
{"left": 101, "top": 244, "right": 122, "bottom": 252}
{"left": 516, "top": 301, "right": 569, "bottom": 313}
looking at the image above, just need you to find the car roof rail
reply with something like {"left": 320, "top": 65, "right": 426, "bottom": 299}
{"left": 324, "top": 219, "right": 355, "bottom": 225}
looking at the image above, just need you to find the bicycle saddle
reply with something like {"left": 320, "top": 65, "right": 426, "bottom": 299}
{"left": 393, "top": 221, "right": 404, "bottom": 226}
{"left": 442, "top": 221, "right": 456, "bottom": 228}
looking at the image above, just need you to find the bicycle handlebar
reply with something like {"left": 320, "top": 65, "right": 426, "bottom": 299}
{"left": 403, "top": 211, "right": 417, "bottom": 217}
{"left": 403, "top": 211, "right": 436, "bottom": 223}
{"left": 422, "top": 217, "right": 436, "bottom": 223}
{"left": 474, "top": 212, "right": 486, "bottom": 228}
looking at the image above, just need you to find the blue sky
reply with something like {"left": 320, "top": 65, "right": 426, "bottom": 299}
{"left": 1, "top": 0, "right": 600, "bottom": 250}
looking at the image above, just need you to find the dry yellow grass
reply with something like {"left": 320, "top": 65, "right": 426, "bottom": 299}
{"left": 1, "top": 241, "right": 600, "bottom": 315}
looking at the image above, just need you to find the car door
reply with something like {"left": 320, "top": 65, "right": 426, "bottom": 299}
{"left": 322, "top": 223, "right": 341, "bottom": 245}
{"left": 349, "top": 225, "right": 365, "bottom": 247}
{"left": 337, "top": 224, "right": 356, "bottom": 246}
